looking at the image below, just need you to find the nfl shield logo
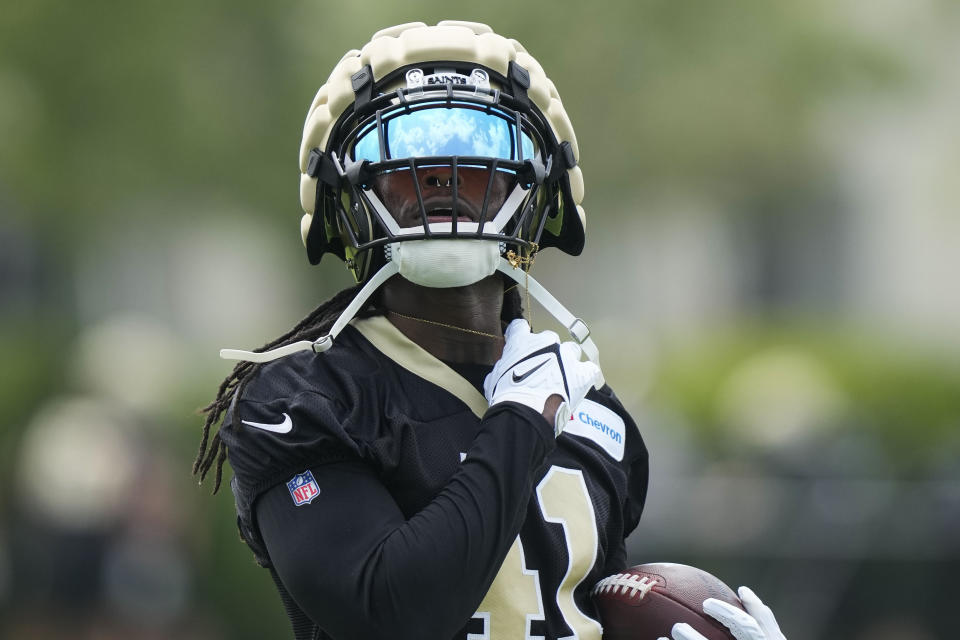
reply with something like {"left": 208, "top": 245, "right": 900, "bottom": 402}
{"left": 287, "top": 470, "right": 320, "bottom": 506}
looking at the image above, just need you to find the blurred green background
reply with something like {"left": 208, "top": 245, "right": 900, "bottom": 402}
{"left": 1, "top": 1, "right": 958, "bottom": 639}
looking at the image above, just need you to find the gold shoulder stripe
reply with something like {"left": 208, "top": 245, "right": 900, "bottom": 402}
{"left": 352, "top": 315, "right": 489, "bottom": 418}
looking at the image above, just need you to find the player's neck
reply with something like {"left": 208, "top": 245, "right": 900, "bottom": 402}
{"left": 381, "top": 275, "right": 505, "bottom": 365}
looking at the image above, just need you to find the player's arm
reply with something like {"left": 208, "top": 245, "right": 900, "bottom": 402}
{"left": 257, "top": 403, "right": 551, "bottom": 640}
{"left": 257, "top": 320, "right": 602, "bottom": 640}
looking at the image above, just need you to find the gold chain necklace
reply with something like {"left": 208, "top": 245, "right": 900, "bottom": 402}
{"left": 387, "top": 310, "right": 502, "bottom": 340}
{"left": 506, "top": 243, "right": 538, "bottom": 328}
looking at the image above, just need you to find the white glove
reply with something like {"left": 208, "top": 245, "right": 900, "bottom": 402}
{"left": 484, "top": 319, "right": 603, "bottom": 435}
{"left": 657, "top": 586, "right": 787, "bottom": 640}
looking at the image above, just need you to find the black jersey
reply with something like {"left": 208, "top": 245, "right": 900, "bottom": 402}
{"left": 221, "top": 315, "right": 648, "bottom": 640}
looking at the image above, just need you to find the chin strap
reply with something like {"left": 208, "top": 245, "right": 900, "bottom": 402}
{"left": 495, "top": 258, "right": 604, "bottom": 387}
{"left": 219, "top": 262, "right": 400, "bottom": 363}
{"left": 219, "top": 256, "right": 603, "bottom": 387}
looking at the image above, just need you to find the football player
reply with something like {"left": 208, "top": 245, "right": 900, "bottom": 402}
{"left": 194, "top": 21, "right": 786, "bottom": 640}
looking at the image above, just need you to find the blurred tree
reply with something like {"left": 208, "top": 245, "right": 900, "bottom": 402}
{"left": 0, "top": 0, "right": 907, "bottom": 239}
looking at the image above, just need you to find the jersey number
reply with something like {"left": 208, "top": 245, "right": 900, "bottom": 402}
{"left": 468, "top": 466, "right": 603, "bottom": 640}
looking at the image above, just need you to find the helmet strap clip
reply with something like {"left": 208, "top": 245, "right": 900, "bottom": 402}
{"left": 343, "top": 158, "right": 373, "bottom": 188}
{"left": 350, "top": 64, "right": 376, "bottom": 119}
{"left": 518, "top": 157, "right": 548, "bottom": 188}
{"left": 507, "top": 61, "right": 531, "bottom": 109}
{"left": 307, "top": 148, "right": 342, "bottom": 186}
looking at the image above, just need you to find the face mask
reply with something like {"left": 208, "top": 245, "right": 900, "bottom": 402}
{"left": 388, "top": 239, "right": 501, "bottom": 288}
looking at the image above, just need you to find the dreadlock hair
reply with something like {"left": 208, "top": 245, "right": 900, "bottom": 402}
{"left": 194, "top": 284, "right": 369, "bottom": 492}
{"left": 194, "top": 276, "right": 525, "bottom": 494}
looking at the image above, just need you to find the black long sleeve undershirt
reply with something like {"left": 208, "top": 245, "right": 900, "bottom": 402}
{"left": 255, "top": 402, "right": 556, "bottom": 640}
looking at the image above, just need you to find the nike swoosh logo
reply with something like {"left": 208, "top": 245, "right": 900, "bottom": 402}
{"left": 512, "top": 359, "right": 549, "bottom": 383}
{"left": 241, "top": 412, "right": 293, "bottom": 434}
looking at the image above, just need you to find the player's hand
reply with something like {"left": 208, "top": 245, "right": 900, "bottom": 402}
{"left": 484, "top": 319, "right": 602, "bottom": 435}
{"left": 656, "top": 586, "right": 787, "bottom": 640}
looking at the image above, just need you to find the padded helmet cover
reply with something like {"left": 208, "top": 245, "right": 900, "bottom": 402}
{"left": 298, "top": 21, "right": 586, "bottom": 277}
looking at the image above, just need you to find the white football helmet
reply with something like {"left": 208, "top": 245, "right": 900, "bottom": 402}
{"left": 221, "top": 21, "right": 600, "bottom": 371}
{"left": 297, "top": 20, "right": 586, "bottom": 284}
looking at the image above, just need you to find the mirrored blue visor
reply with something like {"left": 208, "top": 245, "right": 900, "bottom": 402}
{"left": 351, "top": 106, "right": 536, "bottom": 163}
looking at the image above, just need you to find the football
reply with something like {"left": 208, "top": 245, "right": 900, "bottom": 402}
{"left": 592, "top": 563, "right": 745, "bottom": 640}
